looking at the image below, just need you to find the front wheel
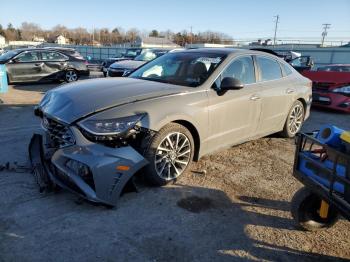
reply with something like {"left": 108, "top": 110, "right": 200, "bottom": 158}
{"left": 281, "top": 100, "right": 304, "bottom": 138}
{"left": 291, "top": 187, "right": 339, "bottom": 231}
{"left": 65, "top": 69, "right": 79, "bottom": 82}
{"left": 143, "top": 123, "right": 194, "bottom": 186}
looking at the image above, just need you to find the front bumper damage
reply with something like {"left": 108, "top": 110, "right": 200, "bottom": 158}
{"left": 29, "top": 126, "right": 148, "bottom": 207}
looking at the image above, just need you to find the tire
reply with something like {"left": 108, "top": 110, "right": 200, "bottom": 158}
{"left": 291, "top": 187, "right": 339, "bottom": 231}
{"left": 143, "top": 123, "right": 194, "bottom": 186}
{"left": 65, "top": 69, "right": 79, "bottom": 82}
{"left": 281, "top": 100, "right": 304, "bottom": 138}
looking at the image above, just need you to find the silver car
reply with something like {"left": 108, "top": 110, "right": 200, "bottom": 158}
{"left": 32, "top": 48, "right": 312, "bottom": 206}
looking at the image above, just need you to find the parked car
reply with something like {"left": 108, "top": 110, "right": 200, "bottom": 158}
{"left": 302, "top": 64, "right": 350, "bottom": 113}
{"left": 32, "top": 48, "right": 312, "bottom": 206}
{"left": 0, "top": 48, "right": 89, "bottom": 83}
{"left": 108, "top": 49, "right": 169, "bottom": 77}
{"left": 101, "top": 48, "right": 143, "bottom": 76}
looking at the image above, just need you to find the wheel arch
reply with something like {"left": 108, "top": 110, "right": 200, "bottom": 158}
{"left": 172, "top": 120, "right": 201, "bottom": 161}
{"left": 297, "top": 97, "right": 307, "bottom": 119}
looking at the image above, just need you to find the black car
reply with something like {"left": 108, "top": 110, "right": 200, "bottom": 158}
{"left": 0, "top": 48, "right": 89, "bottom": 83}
{"left": 108, "top": 49, "right": 169, "bottom": 77}
{"left": 101, "top": 48, "right": 143, "bottom": 77}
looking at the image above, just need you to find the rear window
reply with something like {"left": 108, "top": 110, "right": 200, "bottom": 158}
{"left": 257, "top": 56, "right": 282, "bottom": 81}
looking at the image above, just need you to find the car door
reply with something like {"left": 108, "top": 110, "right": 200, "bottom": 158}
{"left": 7, "top": 51, "right": 42, "bottom": 82}
{"left": 40, "top": 51, "right": 68, "bottom": 79}
{"left": 255, "top": 56, "right": 292, "bottom": 135}
{"left": 207, "top": 55, "right": 262, "bottom": 152}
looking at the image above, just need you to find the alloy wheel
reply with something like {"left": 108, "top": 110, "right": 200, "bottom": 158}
{"left": 154, "top": 132, "right": 191, "bottom": 180}
{"left": 288, "top": 104, "right": 304, "bottom": 135}
{"left": 65, "top": 70, "right": 78, "bottom": 82}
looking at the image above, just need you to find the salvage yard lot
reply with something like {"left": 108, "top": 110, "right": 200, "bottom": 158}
{"left": 1, "top": 79, "right": 350, "bottom": 261}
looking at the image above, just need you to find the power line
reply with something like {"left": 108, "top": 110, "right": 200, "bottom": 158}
{"left": 273, "top": 15, "right": 279, "bottom": 46}
{"left": 321, "top": 23, "right": 331, "bottom": 47}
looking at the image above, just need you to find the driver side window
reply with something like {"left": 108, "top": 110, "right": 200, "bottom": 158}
{"left": 220, "top": 56, "right": 256, "bottom": 85}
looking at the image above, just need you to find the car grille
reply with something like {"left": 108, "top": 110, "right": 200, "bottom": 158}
{"left": 43, "top": 117, "right": 75, "bottom": 148}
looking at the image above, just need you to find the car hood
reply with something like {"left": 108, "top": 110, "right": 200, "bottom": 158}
{"left": 110, "top": 60, "right": 146, "bottom": 70}
{"left": 39, "top": 77, "right": 187, "bottom": 124}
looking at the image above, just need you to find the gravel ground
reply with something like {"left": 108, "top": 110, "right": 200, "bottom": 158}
{"left": 0, "top": 77, "right": 349, "bottom": 262}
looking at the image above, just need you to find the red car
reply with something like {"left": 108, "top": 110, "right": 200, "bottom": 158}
{"left": 301, "top": 64, "right": 350, "bottom": 113}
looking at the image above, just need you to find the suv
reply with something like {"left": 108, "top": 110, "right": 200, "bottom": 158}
{"left": 108, "top": 49, "right": 168, "bottom": 77}
{"left": 101, "top": 48, "right": 143, "bottom": 77}
{"left": 0, "top": 48, "right": 89, "bottom": 83}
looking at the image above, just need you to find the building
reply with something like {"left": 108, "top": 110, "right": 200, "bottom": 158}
{"left": 0, "top": 35, "right": 6, "bottom": 47}
{"left": 55, "top": 35, "right": 69, "bottom": 45}
{"left": 32, "top": 36, "right": 45, "bottom": 42}
{"left": 134, "top": 36, "right": 179, "bottom": 48}
{"left": 8, "top": 40, "right": 42, "bottom": 47}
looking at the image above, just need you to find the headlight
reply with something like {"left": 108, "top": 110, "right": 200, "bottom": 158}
{"left": 333, "top": 86, "right": 350, "bottom": 94}
{"left": 78, "top": 115, "right": 144, "bottom": 135}
{"left": 122, "top": 70, "right": 132, "bottom": 76}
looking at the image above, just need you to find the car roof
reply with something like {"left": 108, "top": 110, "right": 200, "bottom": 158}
{"left": 177, "top": 48, "right": 281, "bottom": 59}
{"left": 180, "top": 48, "right": 245, "bottom": 55}
{"left": 10, "top": 47, "right": 75, "bottom": 53}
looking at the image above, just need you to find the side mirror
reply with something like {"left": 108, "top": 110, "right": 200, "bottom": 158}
{"left": 220, "top": 77, "right": 244, "bottom": 91}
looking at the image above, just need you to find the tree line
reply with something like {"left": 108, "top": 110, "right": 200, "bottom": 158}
{"left": 0, "top": 22, "right": 234, "bottom": 46}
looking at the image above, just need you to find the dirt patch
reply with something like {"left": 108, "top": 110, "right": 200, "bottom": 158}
{"left": 177, "top": 196, "right": 214, "bottom": 213}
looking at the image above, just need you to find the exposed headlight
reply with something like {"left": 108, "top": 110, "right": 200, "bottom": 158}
{"left": 333, "top": 86, "right": 350, "bottom": 94}
{"left": 122, "top": 70, "right": 132, "bottom": 76}
{"left": 78, "top": 115, "right": 144, "bottom": 135}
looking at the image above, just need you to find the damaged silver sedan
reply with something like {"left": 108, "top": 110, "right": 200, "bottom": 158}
{"left": 30, "top": 48, "right": 312, "bottom": 206}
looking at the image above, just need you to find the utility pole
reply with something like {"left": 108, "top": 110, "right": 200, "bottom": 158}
{"left": 321, "top": 23, "right": 331, "bottom": 47}
{"left": 273, "top": 15, "right": 279, "bottom": 46}
{"left": 190, "top": 26, "right": 193, "bottom": 45}
{"left": 92, "top": 26, "right": 94, "bottom": 46}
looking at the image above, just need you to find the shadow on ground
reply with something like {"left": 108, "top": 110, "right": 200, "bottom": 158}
{"left": 0, "top": 175, "right": 347, "bottom": 261}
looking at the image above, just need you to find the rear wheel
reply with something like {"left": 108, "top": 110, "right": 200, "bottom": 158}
{"left": 143, "top": 123, "right": 194, "bottom": 186}
{"left": 65, "top": 69, "right": 79, "bottom": 82}
{"left": 281, "top": 100, "right": 304, "bottom": 138}
{"left": 291, "top": 187, "right": 339, "bottom": 231}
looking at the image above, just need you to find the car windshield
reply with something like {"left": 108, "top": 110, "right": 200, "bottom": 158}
{"left": 129, "top": 52, "right": 226, "bottom": 87}
{"left": 124, "top": 49, "right": 142, "bottom": 58}
{"left": 134, "top": 51, "right": 162, "bottom": 61}
{"left": 0, "top": 50, "right": 19, "bottom": 61}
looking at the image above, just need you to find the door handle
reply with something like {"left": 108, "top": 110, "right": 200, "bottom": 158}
{"left": 34, "top": 62, "right": 44, "bottom": 67}
{"left": 286, "top": 88, "right": 295, "bottom": 94}
{"left": 250, "top": 94, "right": 261, "bottom": 101}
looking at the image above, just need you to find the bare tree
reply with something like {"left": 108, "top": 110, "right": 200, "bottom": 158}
{"left": 20, "top": 22, "right": 43, "bottom": 40}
